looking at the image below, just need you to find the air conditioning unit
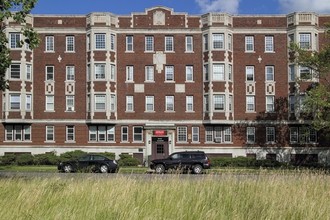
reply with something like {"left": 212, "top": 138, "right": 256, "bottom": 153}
{"left": 214, "top": 137, "right": 221, "bottom": 143}
{"left": 67, "top": 107, "right": 74, "bottom": 111}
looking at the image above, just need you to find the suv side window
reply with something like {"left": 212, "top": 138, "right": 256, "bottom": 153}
{"left": 181, "top": 154, "right": 190, "bottom": 159}
{"left": 191, "top": 153, "right": 204, "bottom": 159}
{"left": 171, "top": 153, "right": 181, "bottom": 159}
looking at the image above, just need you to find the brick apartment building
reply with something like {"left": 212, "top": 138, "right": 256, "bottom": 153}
{"left": 1, "top": 6, "right": 330, "bottom": 164}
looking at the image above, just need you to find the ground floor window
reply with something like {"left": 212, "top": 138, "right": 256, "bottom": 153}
{"left": 205, "top": 126, "right": 232, "bottom": 143}
{"left": 290, "top": 127, "right": 317, "bottom": 144}
{"left": 66, "top": 125, "right": 75, "bottom": 142}
{"left": 177, "top": 126, "right": 187, "bottom": 142}
{"left": 89, "top": 125, "right": 115, "bottom": 142}
{"left": 5, "top": 125, "right": 31, "bottom": 141}
{"left": 133, "top": 126, "right": 143, "bottom": 142}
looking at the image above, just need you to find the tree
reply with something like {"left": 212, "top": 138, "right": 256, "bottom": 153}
{"left": 0, "top": 0, "right": 40, "bottom": 91}
{"left": 290, "top": 24, "right": 330, "bottom": 132}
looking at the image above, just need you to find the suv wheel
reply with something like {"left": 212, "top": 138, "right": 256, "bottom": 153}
{"left": 63, "top": 164, "right": 72, "bottom": 173}
{"left": 155, "top": 164, "right": 165, "bottom": 174}
{"left": 192, "top": 164, "right": 203, "bottom": 174}
{"left": 100, "top": 165, "right": 109, "bottom": 173}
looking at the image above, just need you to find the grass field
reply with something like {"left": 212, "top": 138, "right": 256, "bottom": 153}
{"left": 0, "top": 172, "right": 329, "bottom": 220}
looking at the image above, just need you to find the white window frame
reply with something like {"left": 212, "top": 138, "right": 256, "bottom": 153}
{"left": 95, "top": 64, "right": 105, "bottom": 80}
{"left": 66, "top": 95, "right": 75, "bottom": 111}
{"left": 145, "top": 96, "right": 154, "bottom": 112}
{"left": 10, "top": 63, "right": 20, "bottom": 79}
{"left": 46, "top": 66, "right": 54, "bottom": 81}
{"left": 290, "top": 127, "right": 299, "bottom": 143}
{"left": 246, "top": 66, "right": 254, "bottom": 81}
{"left": 299, "top": 66, "right": 312, "bottom": 80}
{"left": 266, "top": 127, "right": 275, "bottom": 143}
{"left": 145, "top": 66, "right": 154, "bottom": 82}
{"left": 165, "top": 96, "right": 174, "bottom": 111}
{"left": 95, "top": 94, "right": 106, "bottom": 111}
{"left": 10, "top": 32, "right": 21, "bottom": 48}
{"left": 289, "top": 95, "right": 295, "bottom": 112}
{"left": 228, "top": 64, "right": 232, "bottom": 81}
{"left": 126, "top": 96, "right": 134, "bottom": 112}
{"left": 66, "top": 36, "right": 75, "bottom": 52}
{"left": 95, "top": 33, "right": 106, "bottom": 49}
{"left": 110, "top": 34, "right": 115, "bottom": 51}
{"left": 177, "top": 126, "right": 187, "bottom": 142}
{"left": 46, "top": 125, "right": 54, "bottom": 142}
{"left": 5, "top": 125, "right": 31, "bottom": 142}
{"left": 203, "top": 34, "right": 208, "bottom": 51}
{"left": 26, "top": 64, "right": 32, "bottom": 80}
{"left": 110, "top": 64, "right": 116, "bottom": 81}
{"left": 186, "top": 96, "right": 194, "bottom": 112}
{"left": 213, "top": 33, "right": 224, "bottom": 49}
{"left": 289, "top": 64, "right": 295, "bottom": 82}
{"left": 192, "top": 127, "right": 199, "bottom": 143}
{"left": 266, "top": 96, "right": 275, "bottom": 112}
{"left": 66, "top": 125, "right": 75, "bottom": 142}
{"left": 265, "top": 36, "right": 274, "bottom": 52}
{"left": 185, "top": 36, "right": 193, "bottom": 52}
{"left": 299, "top": 33, "right": 311, "bottom": 49}
{"left": 145, "top": 36, "right": 154, "bottom": 52}
{"left": 165, "top": 36, "right": 174, "bottom": 52}
{"left": 213, "top": 64, "right": 225, "bottom": 81}
{"left": 246, "top": 96, "right": 255, "bottom": 112}
{"left": 204, "top": 64, "right": 209, "bottom": 81}
{"left": 126, "top": 35, "right": 134, "bottom": 52}
{"left": 246, "top": 127, "right": 255, "bottom": 144}
{"left": 165, "top": 66, "right": 174, "bottom": 81}
{"left": 110, "top": 94, "right": 116, "bottom": 112}
{"left": 228, "top": 34, "right": 232, "bottom": 51}
{"left": 245, "top": 36, "right": 254, "bottom": 52}
{"left": 46, "top": 95, "right": 54, "bottom": 111}
{"left": 10, "top": 94, "right": 21, "bottom": 110}
{"left": 121, "top": 126, "right": 128, "bottom": 142}
{"left": 126, "top": 66, "right": 134, "bottom": 82}
{"left": 186, "top": 65, "right": 193, "bottom": 82}
{"left": 45, "top": 36, "right": 54, "bottom": 52}
{"left": 66, "top": 66, "right": 75, "bottom": 81}
{"left": 265, "top": 66, "right": 274, "bottom": 81}
{"left": 133, "top": 126, "right": 143, "bottom": 142}
{"left": 26, "top": 94, "right": 32, "bottom": 111}
{"left": 213, "top": 94, "right": 225, "bottom": 111}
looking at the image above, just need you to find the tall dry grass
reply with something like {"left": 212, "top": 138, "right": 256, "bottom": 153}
{"left": 0, "top": 172, "right": 329, "bottom": 220}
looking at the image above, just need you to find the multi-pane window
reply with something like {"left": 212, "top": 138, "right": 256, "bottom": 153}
{"left": 266, "top": 127, "right": 275, "bottom": 143}
{"left": 203, "top": 34, "right": 208, "bottom": 51}
{"left": 266, "top": 96, "right": 275, "bottom": 112}
{"left": 121, "top": 126, "right": 128, "bottom": 142}
{"left": 110, "top": 34, "right": 115, "bottom": 50}
{"left": 89, "top": 125, "right": 115, "bottom": 142}
{"left": 265, "top": 66, "right": 274, "bottom": 81}
{"left": 290, "top": 127, "right": 317, "bottom": 144}
{"left": 265, "top": 36, "right": 274, "bottom": 52}
{"left": 133, "top": 127, "right": 143, "bottom": 142}
{"left": 246, "top": 127, "right": 255, "bottom": 144}
{"left": 145, "top": 36, "right": 154, "bottom": 51}
{"left": 186, "top": 96, "right": 194, "bottom": 112}
{"left": 126, "top": 96, "right": 134, "bottom": 111}
{"left": 192, "top": 127, "right": 199, "bottom": 142}
{"left": 245, "top": 36, "right": 254, "bottom": 52}
{"left": 228, "top": 34, "right": 232, "bottom": 50}
{"left": 246, "top": 96, "right": 255, "bottom": 112}
{"left": 95, "top": 64, "right": 105, "bottom": 80}
{"left": 213, "top": 94, "right": 225, "bottom": 111}
{"left": 110, "top": 94, "right": 116, "bottom": 112}
{"left": 45, "top": 36, "right": 54, "bottom": 51}
{"left": 66, "top": 36, "right": 75, "bottom": 52}
{"left": 246, "top": 66, "right": 254, "bottom": 81}
{"left": 213, "top": 33, "right": 224, "bottom": 49}
{"left": 205, "top": 126, "right": 232, "bottom": 143}
{"left": 46, "top": 126, "right": 54, "bottom": 141}
{"left": 9, "top": 94, "right": 20, "bottom": 110}
{"left": 110, "top": 64, "right": 116, "bottom": 81}
{"left": 213, "top": 64, "right": 225, "bottom": 81}
{"left": 204, "top": 95, "right": 209, "bottom": 112}
{"left": 145, "top": 96, "right": 154, "bottom": 112}
{"left": 165, "top": 66, "right": 174, "bottom": 81}
{"left": 46, "top": 66, "right": 54, "bottom": 81}
{"left": 126, "top": 66, "right": 134, "bottom": 81}
{"left": 26, "top": 94, "right": 32, "bottom": 111}
{"left": 26, "top": 64, "right": 32, "bottom": 80}
{"left": 228, "top": 64, "right": 232, "bottom": 81}
{"left": 66, "top": 125, "right": 75, "bottom": 142}
{"left": 66, "top": 66, "right": 75, "bottom": 81}
{"left": 204, "top": 64, "right": 209, "bottom": 81}
{"left": 95, "top": 33, "right": 106, "bottom": 49}
{"left": 299, "top": 66, "right": 312, "bottom": 80}
{"left": 66, "top": 95, "right": 75, "bottom": 111}
{"left": 10, "top": 64, "right": 20, "bottom": 79}
{"left": 229, "top": 95, "right": 233, "bottom": 111}
{"left": 5, "top": 125, "right": 31, "bottom": 141}
{"left": 299, "top": 33, "right": 311, "bottom": 49}
{"left": 145, "top": 66, "right": 154, "bottom": 82}
{"left": 10, "top": 33, "right": 20, "bottom": 48}
{"left": 289, "top": 95, "right": 295, "bottom": 112}
{"left": 165, "top": 96, "right": 174, "bottom": 111}
{"left": 95, "top": 94, "right": 106, "bottom": 111}
{"left": 289, "top": 64, "right": 295, "bottom": 81}
{"left": 185, "top": 36, "right": 193, "bottom": 52}
{"left": 165, "top": 36, "right": 174, "bottom": 52}
{"left": 177, "top": 127, "right": 187, "bottom": 142}
{"left": 46, "top": 95, "right": 54, "bottom": 111}
{"left": 186, "top": 65, "right": 193, "bottom": 81}
{"left": 126, "top": 35, "right": 133, "bottom": 51}
{"left": 87, "top": 34, "right": 91, "bottom": 50}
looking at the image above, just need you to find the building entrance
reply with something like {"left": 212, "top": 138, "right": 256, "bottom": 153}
{"left": 151, "top": 137, "right": 169, "bottom": 160}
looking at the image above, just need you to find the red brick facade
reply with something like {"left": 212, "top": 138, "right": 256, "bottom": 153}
{"left": 1, "top": 7, "right": 330, "bottom": 164}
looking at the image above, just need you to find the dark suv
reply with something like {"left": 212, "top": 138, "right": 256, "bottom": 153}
{"left": 150, "top": 151, "right": 211, "bottom": 174}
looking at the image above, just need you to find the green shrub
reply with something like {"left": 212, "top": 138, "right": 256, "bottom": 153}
{"left": 118, "top": 154, "right": 140, "bottom": 166}
{"left": 34, "top": 152, "right": 60, "bottom": 165}
{"left": 0, "top": 154, "right": 16, "bottom": 165}
{"left": 98, "top": 152, "right": 115, "bottom": 160}
{"left": 16, "top": 154, "right": 34, "bottom": 166}
{"left": 211, "top": 157, "right": 284, "bottom": 168}
{"left": 59, "top": 150, "right": 86, "bottom": 161}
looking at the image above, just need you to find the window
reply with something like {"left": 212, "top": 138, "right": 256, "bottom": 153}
{"left": 110, "top": 94, "right": 116, "bottom": 112}
{"left": 289, "top": 95, "right": 295, "bottom": 112}
{"left": 246, "top": 127, "right": 255, "bottom": 144}
{"left": 204, "top": 95, "right": 209, "bottom": 112}
{"left": 165, "top": 66, "right": 174, "bottom": 81}
{"left": 95, "top": 33, "right": 106, "bottom": 49}
{"left": 110, "top": 34, "right": 115, "bottom": 50}
{"left": 290, "top": 127, "right": 298, "bottom": 143}
{"left": 145, "top": 36, "right": 154, "bottom": 51}
{"left": 26, "top": 94, "right": 31, "bottom": 111}
{"left": 203, "top": 34, "right": 208, "bottom": 51}
{"left": 10, "top": 64, "right": 20, "bottom": 79}
{"left": 126, "top": 35, "right": 133, "bottom": 51}
{"left": 66, "top": 36, "right": 75, "bottom": 52}
{"left": 46, "top": 66, "right": 54, "bottom": 81}
{"left": 66, "top": 125, "right": 75, "bottom": 142}
{"left": 95, "top": 64, "right": 105, "bottom": 80}
{"left": 10, "top": 94, "right": 20, "bottom": 110}
{"left": 266, "top": 96, "right": 275, "bottom": 112}
{"left": 299, "top": 66, "right": 312, "bottom": 80}
{"left": 266, "top": 127, "right": 275, "bottom": 143}
{"left": 66, "top": 66, "right": 75, "bottom": 81}
{"left": 87, "top": 64, "right": 91, "bottom": 81}
{"left": 126, "top": 96, "right": 134, "bottom": 111}
{"left": 46, "top": 126, "right": 54, "bottom": 141}
{"left": 224, "top": 127, "right": 232, "bottom": 142}
{"left": 121, "top": 126, "right": 128, "bottom": 142}
{"left": 145, "top": 66, "right": 154, "bottom": 82}
{"left": 95, "top": 94, "right": 106, "bottom": 111}
{"left": 45, "top": 36, "right": 54, "bottom": 52}
{"left": 290, "top": 127, "right": 317, "bottom": 144}
{"left": 246, "top": 66, "right": 254, "bottom": 81}
{"left": 185, "top": 36, "right": 193, "bottom": 52}
{"left": 265, "top": 66, "right": 274, "bottom": 81}
{"left": 228, "top": 34, "right": 232, "bottom": 50}
{"left": 10, "top": 33, "right": 20, "bottom": 48}
{"left": 229, "top": 95, "right": 233, "bottom": 111}
{"left": 246, "top": 96, "right": 255, "bottom": 112}
{"left": 299, "top": 33, "right": 311, "bottom": 49}
{"left": 126, "top": 66, "right": 134, "bottom": 82}
{"left": 177, "top": 127, "right": 187, "bottom": 142}
{"left": 26, "top": 64, "right": 32, "bottom": 80}
{"left": 213, "top": 94, "right": 225, "bottom": 111}
{"left": 165, "top": 96, "right": 174, "bottom": 111}
{"left": 213, "top": 64, "right": 225, "bottom": 81}
{"left": 5, "top": 125, "right": 31, "bottom": 141}
{"left": 186, "top": 96, "right": 194, "bottom": 112}
{"left": 245, "top": 36, "right": 254, "bottom": 52}
{"left": 46, "top": 95, "right": 54, "bottom": 111}
{"left": 205, "top": 126, "right": 232, "bottom": 143}
{"left": 145, "top": 96, "right": 154, "bottom": 112}
{"left": 204, "top": 64, "right": 209, "bottom": 81}
{"left": 228, "top": 64, "right": 232, "bottom": 81}
{"left": 213, "top": 33, "right": 224, "bottom": 49}
{"left": 110, "top": 64, "right": 116, "bottom": 81}
{"left": 133, "top": 127, "right": 143, "bottom": 142}
{"left": 87, "top": 34, "right": 91, "bottom": 50}
{"left": 66, "top": 95, "right": 74, "bottom": 111}
{"left": 289, "top": 64, "right": 295, "bottom": 82}
{"left": 265, "top": 36, "right": 274, "bottom": 52}
{"left": 165, "top": 36, "right": 174, "bottom": 52}
{"left": 88, "top": 125, "right": 115, "bottom": 142}
{"left": 192, "top": 127, "right": 199, "bottom": 142}
{"left": 186, "top": 65, "right": 193, "bottom": 81}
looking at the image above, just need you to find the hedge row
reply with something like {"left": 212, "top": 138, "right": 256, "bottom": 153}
{"left": 0, "top": 150, "right": 140, "bottom": 167}
{"left": 210, "top": 156, "right": 283, "bottom": 168}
